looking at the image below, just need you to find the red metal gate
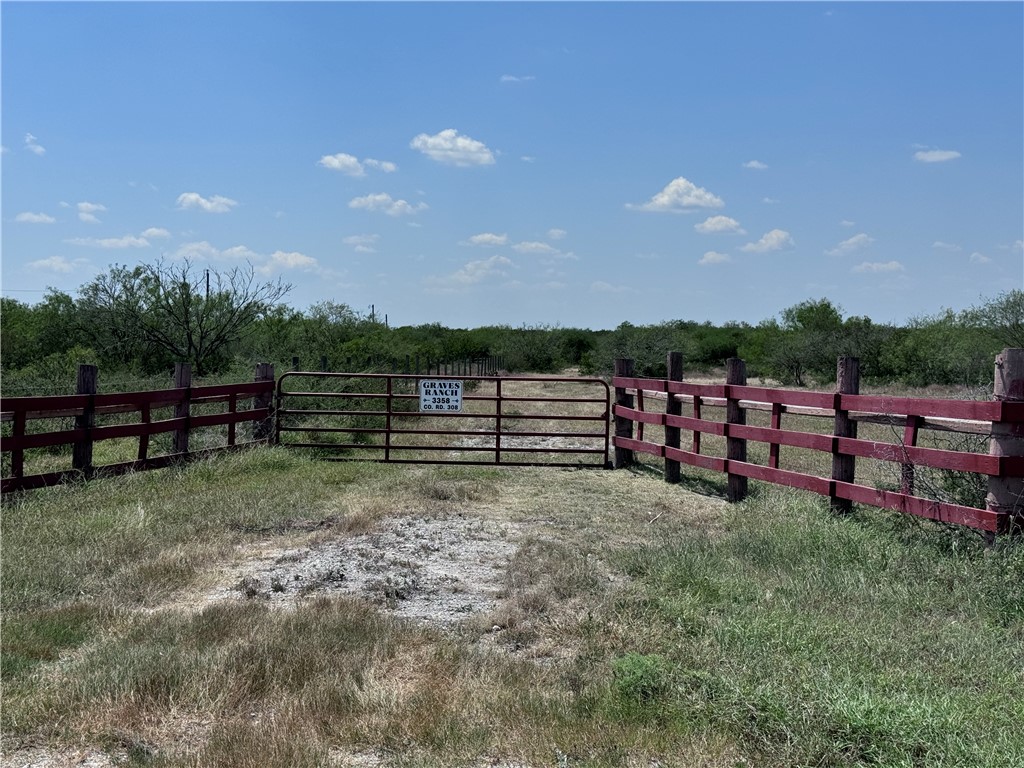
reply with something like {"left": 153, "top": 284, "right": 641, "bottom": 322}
{"left": 276, "top": 372, "right": 611, "bottom": 468}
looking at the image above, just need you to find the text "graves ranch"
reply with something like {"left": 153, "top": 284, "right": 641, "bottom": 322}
{"left": 419, "top": 380, "right": 464, "bottom": 412}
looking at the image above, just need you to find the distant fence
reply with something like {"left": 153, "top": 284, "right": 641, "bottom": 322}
{"left": 289, "top": 354, "right": 503, "bottom": 377}
{"left": 612, "top": 350, "right": 1024, "bottom": 537}
{"left": 1, "top": 363, "right": 276, "bottom": 493}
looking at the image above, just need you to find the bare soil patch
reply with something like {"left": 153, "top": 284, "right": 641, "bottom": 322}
{"left": 205, "top": 513, "right": 522, "bottom": 627}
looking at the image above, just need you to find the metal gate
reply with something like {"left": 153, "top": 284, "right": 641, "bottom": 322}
{"left": 276, "top": 372, "right": 611, "bottom": 468}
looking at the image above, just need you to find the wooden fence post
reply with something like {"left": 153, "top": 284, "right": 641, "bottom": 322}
{"left": 665, "top": 351, "right": 684, "bottom": 483}
{"left": 613, "top": 358, "right": 635, "bottom": 469}
{"left": 72, "top": 363, "right": 98, "bottom": 477}
{"left": 831, "top": 356, "right": 860, "bottom": 514}
{"left": 988, "top": 348, "right": 1024, "bottom": 537}
{"left": 725, "top": 358, "right": 747, "bottom": 502}
{"left": 253, "top": 362, "right": 276, "bottom": 442}
{"left": 172, "top": 363, "right": 191, "bottom": 457}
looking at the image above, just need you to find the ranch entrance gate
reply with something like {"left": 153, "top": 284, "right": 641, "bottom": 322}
{"left": 275, "top": 371, "right": 611, "bottom": 468}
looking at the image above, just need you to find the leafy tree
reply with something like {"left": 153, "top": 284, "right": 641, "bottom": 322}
{"left": 1, "top": 290, "right": 86, "bottom": 372}
{"left": 881, "top": 309, "right": 992, "bottom": 387}
{"left": 1, "top": 297, "right": 37, "bottom": 371}
{"left": 966, "top": 289, "right": 1024, "bottom": 349}
{"left": 77, "top": 260, "right": 290, "bottom": 375}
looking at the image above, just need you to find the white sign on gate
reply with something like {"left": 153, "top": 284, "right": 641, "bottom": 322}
{"left": 419, "top": 379, "right": 463, "bottom": 412}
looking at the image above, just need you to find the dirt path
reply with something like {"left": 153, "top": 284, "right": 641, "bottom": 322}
{"left": 3, "top": 459, "right": 726, "bottom": 768}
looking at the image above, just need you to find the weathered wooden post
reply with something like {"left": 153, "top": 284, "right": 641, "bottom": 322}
{"left": 665, "top": 351, "right": 684, "bottom": 483}
{"left": 172, "top": 363, "right": 192, "bottom": 457}
{"left": 831, "top": 356, "right": 860, "bottom": 514}
{"left": 725, "top": 358, "right": 748, "bottom": 502}
{"left": 72, "top": 363, "right": 98, "bottom": 477}
{"left": 988, "top": 348, "right": 1024, "bottom": 538}
{"left": 613, "top": 358, "right": 635, "bottom": 469}
{"left": 253, "top": 363, "right": 275, "bottom": 443}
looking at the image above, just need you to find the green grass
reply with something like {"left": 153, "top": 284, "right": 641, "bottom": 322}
{"left": 2, "top": 447, "right": 1022, "bottom": 766}
{"left": 612, "top": 495, "right": 1024, "bottom": 767}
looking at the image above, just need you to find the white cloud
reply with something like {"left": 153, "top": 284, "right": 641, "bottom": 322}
{"left": 410, "top": 129, "right": 496, "bottom": 166}
{"left": 513, "top": 241, "right": 558, "bottom": 255}
{"left": 740, "top": 229, "right": 794, "bottom": 253}
{"left": 627, "top": 177, "right": 724, "bottom": 212}
{"left": 66, "top": 235, "right": 150, "bottom": 249}
{"left": 547, "top": 228, "right": 567, "bottom": 240}
{"left": 852, "top": 261, "right": 905, "bottom": 273}
{"left": 171, "top": 241, "right": 258, "bottom": 261}
{"left": 932, "top": 241, "right": 962, "bottom": 252}
{"left": 914, "top": 149, "right": 961, "bottom": 163}
{"left": 171, "top": 241, "right": 221, "bottom": 260}
{"left": 343, "top": 234, "right": 379, "bottom": 253}
{"left": 363, "top": 158, "right": 397, "bottom": 173}
{"left": 453, "top": 255, "right": 513, "bottom": 284}
{"left": 318, "top": 154, "right": 396, "bottom": 176}
{"left": 259, "top": 250, "right": 317, "bottom": 274}
{"left": 176, "top": 192, "right": 239, "bottom": 213}
{"left": 428, "top": 255, "right": 514, "bottom": 289}
{"left": 825, "top": 233, "right": 874, "bottom": 256}
{"left": 500, "top": 74, "right": 536, "bottom": 83}
{"left": 170, "top": 241, "right": 317, "bottom": 273}
{"left": 743, "top": 160, "right": 768, "bottom": 170}
{"left": 141, "top": 227, "right": 171, "bottom": 239}
{"left": 520, "top": 156, "right": 536, "bottom": 163}
{"left": 969, "top": 252, "right": 991, "bottom": 265}
{"left": 464, "top": 232, "right": 508, "bottom": 247}
{"left": 1013, "top": 240, "right": 1024, "bottom": 253}
{"left": 77, "top": 201, "right": 107, "bottom": 223}
{"left": 25, "top": 133, "right": 45, "bottom": 156}
{"left": 349, "top": 193, "right": 428, "bottom": 217}
{"left": 221, "top": 245, "right": 261, "bottom": 260}
{"left": 840, "top": 220, "right": 855, "bottom": 227}
{"left": 318, "top": 152, "right": 365, "bottom": 176}
{"left": 15, "top": 212, "right": 56, "bottom": 224}
{"left": 695, "top": 215, "right": 745, "bottom": 234}
{"left": 0, "top": 145, "right": 8, "bottom": 154}
{"left": 27, "top": 256, "right": 80, "bottom": 273}
{"left": 698, "top": 251, "right": 731, "bottom": 266}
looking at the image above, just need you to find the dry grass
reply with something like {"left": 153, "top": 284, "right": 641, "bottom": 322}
{"left": 3, "top": 375, "right": 1020, "bottom": 768}
{"left": 3, "top": 448, "right": 733, "bottom": 767}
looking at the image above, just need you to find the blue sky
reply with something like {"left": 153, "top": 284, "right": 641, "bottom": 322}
{"left": 2, "top": 1, "right": 1022, "bottom": 330}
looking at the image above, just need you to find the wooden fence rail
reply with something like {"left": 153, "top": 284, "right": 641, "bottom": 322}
{"left": 1, "top": 363, "right": 276, "bottom": 493}
{"left": 613, "top": 351, "right": 1024, "bottom": 536}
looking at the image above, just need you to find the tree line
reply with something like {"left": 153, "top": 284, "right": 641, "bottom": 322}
{"left": 1, "top": 259, "right": 1019, "bottom": 392}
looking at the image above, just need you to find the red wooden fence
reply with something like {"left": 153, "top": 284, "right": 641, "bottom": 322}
{"left": 612, "top": 351, "right": 1024, "bottom": 536}
{"left": 1, "top": 363, "right": 276, "bottom": 493}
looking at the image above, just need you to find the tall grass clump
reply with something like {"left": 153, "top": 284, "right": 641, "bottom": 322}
{"left": 609, "top": 488, "right": 1024, "bottom": 767}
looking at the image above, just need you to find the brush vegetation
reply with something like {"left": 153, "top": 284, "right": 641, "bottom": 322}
{"left": 2, "top": 447, "right": 1022, "bottom": 767}
{"left": 3, "top": 261, "right": 1020, "bottom": 395}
